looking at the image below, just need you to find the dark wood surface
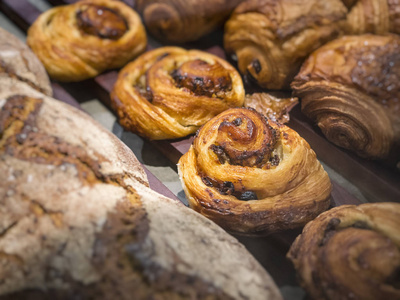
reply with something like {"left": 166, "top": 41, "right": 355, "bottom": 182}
{"left": 0, "top": 0, "right": 398, "bottom": 298}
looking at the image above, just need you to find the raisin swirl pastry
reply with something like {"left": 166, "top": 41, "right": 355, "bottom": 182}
{"left": 136, "top": 0, "right": 244, "bottom": 43}
{"left": 341, "top": 0, "right": 400, "bottom": 35}
{"left": 292, "top": 34, "right": 400, "bottom": 159}
{"left": 27, "top": 0, "right": 147, "bottom": 82}
{"left": 111, "top": 47, "right": 245, "bottom": 140}
{"left": 288, "top": 203, "right": 400, "bottom": 300}
{"left": 178, "top": 108, "right": 332, "bottom": 235}
{"left": 224, "top": 0, "right": 347, "bottom": 90}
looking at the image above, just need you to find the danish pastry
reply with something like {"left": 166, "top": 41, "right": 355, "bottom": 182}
{"left": 224, "top": 0, "right": 347, "bottom": 90}
{"left": 178, "top": 107, "right": 332, "bottom": 235}
{"left": 27, "top": 0, "right": 147, "bottom": 82}
{"left": 0, "top": 77, "right": 282, "bottom": 300}
{"left": 136, "top": 0, "right": 244, "bottom": 43}
{"left": 292, "top": 34, "right": 400, "bottom": 159}
{"left": 111, "top": 47, "right": 245, "bottom": 140}
{"left": 288, "top": 202, "right": 400, "bottom": 300}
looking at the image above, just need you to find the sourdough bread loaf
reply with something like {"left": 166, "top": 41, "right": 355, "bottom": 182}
{"left": 0, "top": 78, "right": 282, "bottom": 300}
{"left": 0, "top": 28, "right": 52, "bottom": 96}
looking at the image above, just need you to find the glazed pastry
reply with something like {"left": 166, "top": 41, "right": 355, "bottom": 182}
{"left": 292, "top": 34, "right": 400, "bottom": 159}
{"left": 111, "top": 47, "right": 245, "bottom": 140}
{"left": 27, "top": 0, "right": 147, "bottom": 82}
{"left": 224, "top": 0, "right": 347, "bottom": 90}
{"left": 0, "top": 28, "right": 51, "bottom": 96}
{"left": 136, "top": 0, "right": 244, "bottom": 43}
{"left": 0, "top": 77, "right": 283, "bottom": 300}
{"left": 178, "top": 108, "right": 331, "bottom": 236}
{"left": 288, "top": 202, "right": 400, "bottom": 300}
{"left": 341, "top": 0, "right": 400, "bottom": 35}
{"left": 244, "top": 93, "right": 298, "bottom": 124}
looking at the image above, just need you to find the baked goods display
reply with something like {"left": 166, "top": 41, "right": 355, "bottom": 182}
{"left": 0, "top": 77, "right": 283, "bottom": 300}
{"left": 135, "top": 0, "right": 244, "bottom": 43}
{"left": 341, "top": 0, "right": 400, "bottom": 35}
{"left": 178, "top": 108, "right": 332, "bottom": 236}
{"left": 292, "top": 34, "right": 400, "bottom": 159}
{"left": 27, "top": 0, "right": 147, "bottom": 82}
{"left": 224, "top": 0, "right": 348, "bottom": 90}
{"left": 0, "top": 27, "right": 52, "bottom": 96}
{"left": 111, "top": 46, "right": 245, "bottom": 140}
{"left": 288, "top": 202, "right": 400, "bottom": 300}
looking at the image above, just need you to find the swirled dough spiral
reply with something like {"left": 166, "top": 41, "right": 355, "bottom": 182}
{"left": 288, "top": 202, "right": 400, "bottom": 300}
{"left": 178, "top": 108, "right": 331, "bottom": 235}
{"left": 27, "top": 0, "right": 147, "bottom": 82}
{"left": 111, "top": 47, "right": 244, "bottom": 140}
{"left": 292, "top": 34, "right": 400, "bottom": 159}
{"left": 224, "top": 0, "right": 347, "bottom": 90}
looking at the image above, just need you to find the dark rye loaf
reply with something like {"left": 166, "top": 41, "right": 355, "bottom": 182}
{"left": 0, "top": 77, "right": 282, "bottom": 300}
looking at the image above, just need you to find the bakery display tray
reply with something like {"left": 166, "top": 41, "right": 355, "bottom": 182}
{"left": 1, "top": 0, "right": 399, "bottom": 298}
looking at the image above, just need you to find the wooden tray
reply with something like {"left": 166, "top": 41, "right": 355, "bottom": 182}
{"left": 0, "top": 0, "right": 398, "bottom": 298}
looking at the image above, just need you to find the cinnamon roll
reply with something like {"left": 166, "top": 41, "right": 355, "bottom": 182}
{"left": 178, "top": 108, "right": 331, "bottom": 236}
{"left": 224, "top": 0, "right": 347, "bottom": 90}
{"left": 292, "top": 34, "right": 400, "bottom": 159}
{"left": 288, "top": 202, "right": 400, "bottom": 300}
{"left": 341, "top": 0, "right": 400, "bottom": 35}
{"left": 27, "top": 0, "right": 147, "bottom": 82}
{"left": 111, "top": 47, "right": 245, "bottom": 140}
{"left": 136, "top": 0, "right": 244, "bottom": 43}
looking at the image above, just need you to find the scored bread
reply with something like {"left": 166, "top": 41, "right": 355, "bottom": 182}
{"left": 0, "top": 77, "right": 282, "bottom": 300}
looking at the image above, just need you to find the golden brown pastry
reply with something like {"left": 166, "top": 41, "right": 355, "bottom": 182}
{"left": 178, "top": 107, "right": 332, "bottom": 236}
{"left": 27, "top": 0, "right": 147, "bottom": 82}
{"left": 244, "top": 93, "right": 298, "bottom": 124}
{"left": 341, "top": 0, "right": 400, "bottom": 35}
{"left": 224, "top": 0, "right": 348, "bottom": 90}
{"left": 136, "top": 0, "right": 244, "bottom": 43}
{"left": 288, "top": 202, "right": 400, "bottom": 300}
{"left": 0, "top": 28, "right": 51, "bottom": 96}
{"left": 111, "top": 47, "right": 245, "bottom": 140}
{"left": 0, "top": 77, "right": 283, "bottom": 300}
{"left": 292, "top": 34, "right": 400, "bottom": 159}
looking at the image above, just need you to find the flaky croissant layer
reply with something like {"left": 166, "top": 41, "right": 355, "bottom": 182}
{"left": 292, "top": 34, "right": 400, "bottom": 159}
{"left": 224, "top": 0, "right": 347, "bottom": 90}
{"left": 27, "top": 0, "right": 147, "bottom": 82}
{"left": 288, "top": 203, "right": 400, "bottom": 300}
{"left": 111, "top": 47, "right": 244, "bottom": 140}
{"left": 178, "top": 108, "right": 331, "bottom": 235}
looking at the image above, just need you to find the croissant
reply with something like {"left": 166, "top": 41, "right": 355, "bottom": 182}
{"left": 111, "top": 47, "right": 245, "bottom": 140}
{"left": 288, "top": 202, "right": 400, "bottom": 300}
{"left": 135, "top": 0, "right": 244, "bottom": 43}
{"left": 292, "top": 34, "right": 400, "bottom": 159}
{"left": 224, "top": 0, "right": 347, "bottom": 90}
{"left": 0, "top": 28, "right": 51, "bottom": 96}
{"left": 178, "top": 108, "right": 332, "bottom": 236}
{"left": 341, "top": 0, "right": 400, "bottom": 35}
{"left": 27, "top": 0, "right": 147, "bottom": 82}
